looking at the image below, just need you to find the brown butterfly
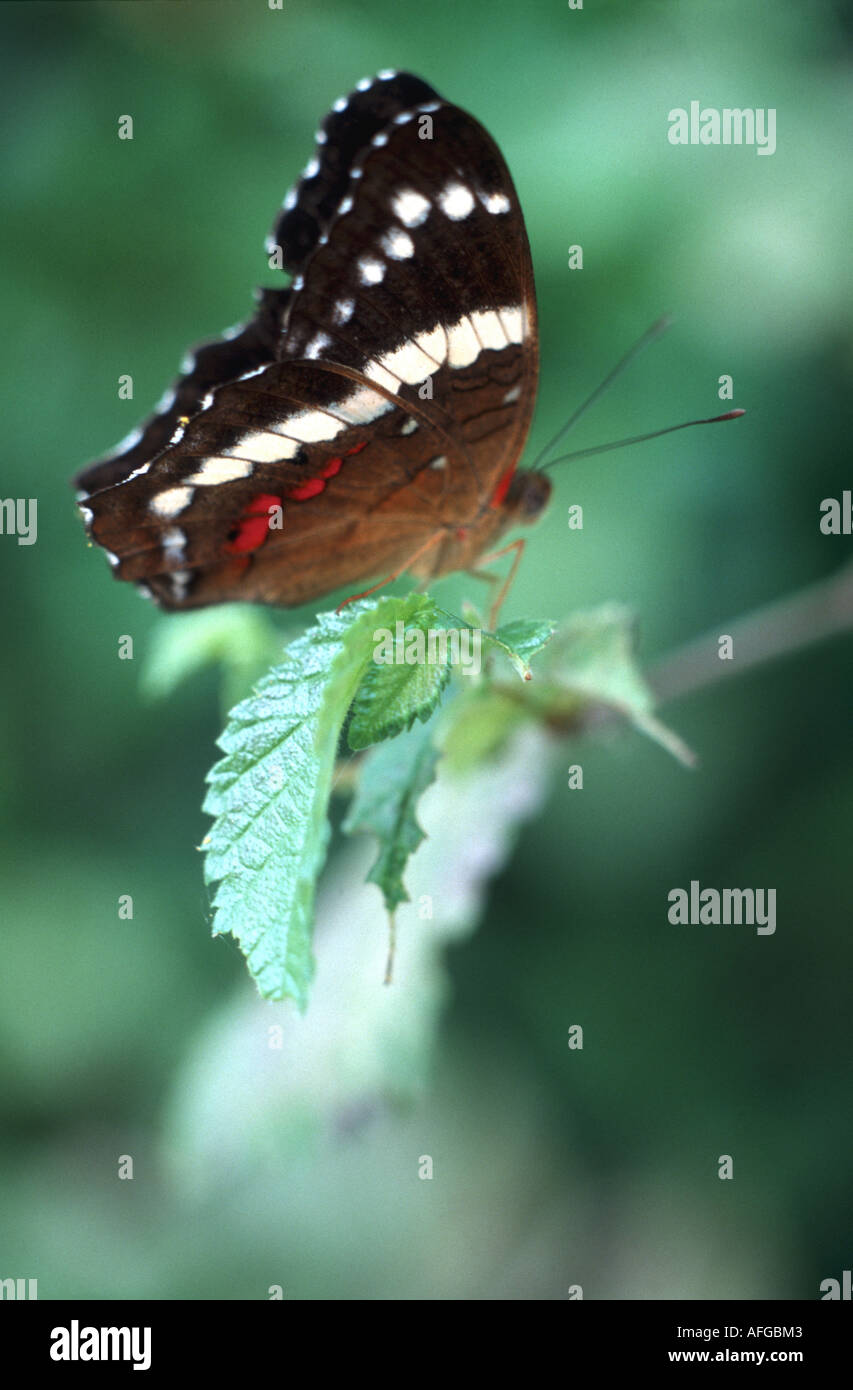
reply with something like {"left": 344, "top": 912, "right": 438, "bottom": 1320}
{"left": 74, "top": 71, "right": 549, "bottom": 613}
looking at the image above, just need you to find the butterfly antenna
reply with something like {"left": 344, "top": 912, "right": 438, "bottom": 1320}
{"left": 529, "top": 314, "right": 674, "bottom": 471}
{"left": 542, "top": 409, "right": 745, "bottom": 472}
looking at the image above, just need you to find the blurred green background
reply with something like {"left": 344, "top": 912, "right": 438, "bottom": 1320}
{"left": 1, "top": 0, "right": 851, "bottom": 1299}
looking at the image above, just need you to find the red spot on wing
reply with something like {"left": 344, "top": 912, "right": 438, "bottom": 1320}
{"left": 286, "top": 442, "right": 365, "bottom": 499}
{"left": 286, "top": 477, "right": 326, "bottom": 501}
{"left": 320, "top": 456, "right": 342, "bottom": 480}
{"left": 489, "top": 464, "right": 516, "bottom": 509}
{"left": 224, "top": 493, "right": 282, "bottom": 554}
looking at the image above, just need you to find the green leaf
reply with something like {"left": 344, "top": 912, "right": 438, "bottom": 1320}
{"left": 343, "top": 717, "right": 440, "bottom": 912}
{"left": 542, "top": 604, "right": 696, "bottom": 766}
{"left": 438, "top": 686, "right": 527, "bottom": 773}
{"left": 202, "top": 594, "right": 435, "bottom": 1005}
{"left": 483, "top": 617, "right": 556, "bottom": 681}
{"left": 346, "top": 598, "right": 451, "bottom": 750}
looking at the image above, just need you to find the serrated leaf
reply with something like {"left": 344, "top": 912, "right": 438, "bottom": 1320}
{"left": 483, "top": 616, "right": 556, "bottom": 680}
{"left": 347, "top": 599, "right": 451, "bottom": 750}
{"left": 495, "top": 618, "right": 556, "bottom": 666}
{"left": 202, "top": 593, "right": 435, "bottom": 1005}
{"left": 164, "top": 723, "right": 554, "bottom": 1180}
{"left": 343, "top": 717, "right": 440, "bottom": 912}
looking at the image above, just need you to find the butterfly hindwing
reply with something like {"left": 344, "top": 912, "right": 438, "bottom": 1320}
{"left": 82, "top": 358, "right": 462, "bottom": 609}
{"left": 75, "top": 288, "right": 291, "bottom": 499}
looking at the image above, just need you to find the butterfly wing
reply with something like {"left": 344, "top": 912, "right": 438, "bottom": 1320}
{"left": 75, "top": 71, "right": 539, "bottom": 610}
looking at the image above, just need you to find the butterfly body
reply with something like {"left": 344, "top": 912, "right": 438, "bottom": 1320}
{"left": 75, "top": 71, "right": 547, "bottom": 610}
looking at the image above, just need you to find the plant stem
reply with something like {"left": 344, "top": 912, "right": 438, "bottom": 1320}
{"left": 649, "top": 560, "right": 853, "bottom": 706}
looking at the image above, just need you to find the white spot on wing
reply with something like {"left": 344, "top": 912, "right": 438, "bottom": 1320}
{"left": 438, "top": 182, "right": 475, "bottom": 220}
{"left": 381, "top": 227, "right": 415, "bottom": 259}
{"left": 359, "top": 257, "right": 385, "bottom": 285}
{"left": 185, "top": 456, "right": 255, "bottom": 485}
{"left": 364, "top": 360, "right": 401, "bottom": 394}
{"left": 400, "top": 417, "right": 418, "bottom": 435}
{"left": 155, "top": 387, "right": 176, "bottom": 412}
{"left": 392, "top": 189, "right": 430, "bottom": 228}
{"left": 220, "top": 431, "right": 300, "bottom": 459}
{"left": 333, "top": 96, "right": 348, "bottom": 113}
{"left": 498, "top": 306, "right": 525, "bottom": 345}
{"left": 124, "top": 461, "right": 151, "bottom": 484}
{"left": 333, "top": 298, "right": 355, "bottom": 325}
{"left": 446, "top": 314, "right": 481, "bottom": 367}
{"left": 356, "top": 76, "right": 373, "bottom": 91}
{"left": 150, "top": 486, "right": 194, "bottom": 519}
{"left": 305, "top": 332, "right": 332, "bottom": 359}
{"left": 113, "top": 426, "right": 144, "bottom": 454}
{"left": 480, "top": 190, "right": 511, "bottom": 214}
{"left": 428, "top": 455, "right": 447, "bottom": 470}
{"left": 304, "top": 157, "right": 320, "bottom": 179}
{"left": 336, "top": 386, "right": 396, "bottom": 426}
{"left": 470, "top": 309, "right": 509, "bottom": 351}
{"left": 169, "top": 570, "right": 192, "bottom": 599}
{"left": 502, "top": 385, "right": 521, "bottom": 405}
{"left": 338, "top": 195, "right": 353, "bottom": 216}
{"left": 282, "top": 410, "right": 347, "bottom": 443}
{"left": 372, "top": 131, "right": 389, "bottom": 148}
{"left": 378, "top": 68, "right": 397, "bottom": 80}
{"left": 162, "top": 526, "right": 186, "bottom": 561}
{"left": 377, "top": 337, "right": 441, "bottom": 385}
{"left": 415, "top": 324, "right": 446, "bottom": 365}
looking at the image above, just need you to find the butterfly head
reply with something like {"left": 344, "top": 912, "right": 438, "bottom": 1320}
{"left": 501, "top": 468, "right": 551, "bottom": 522}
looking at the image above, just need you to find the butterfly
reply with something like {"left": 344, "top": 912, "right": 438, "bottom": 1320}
{"left": 74, "top": 70, "right": 549, "bottom": 612}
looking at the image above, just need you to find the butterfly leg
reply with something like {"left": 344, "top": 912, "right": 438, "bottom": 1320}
{"left": 336, "top": 532, "right": 444, "bottom": 612}
{"left": 466, "top": 538, "right": 526, "bottom": 629}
